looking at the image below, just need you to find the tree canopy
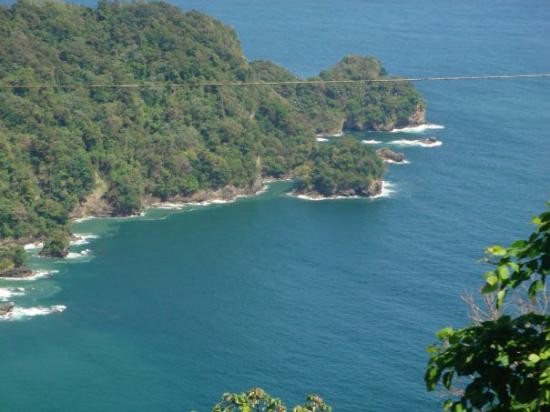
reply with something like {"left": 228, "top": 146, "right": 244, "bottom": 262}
{"left": 212, "top": 388, "right": 331, "bottom": 412}
{"left": 0, "top": 0, "right": 423, "bottom": 251}
{"left": 426, "top": 203, "right": 550, "bottom": 411}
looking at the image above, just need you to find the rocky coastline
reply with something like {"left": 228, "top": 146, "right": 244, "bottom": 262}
{"left": 0, "top": 266, "right": 33, "bottom": 279}
{"left": 143, "top": 183, "right": 264, "bottom": 210}
{"left": 291, "top": 178, "right": 384, "bottom": 200}
{"left": 315, "top": 106, "right": 426, "bottom": 137}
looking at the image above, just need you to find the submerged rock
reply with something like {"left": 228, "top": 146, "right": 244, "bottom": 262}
{"left": 0, "top": 302, "right": 15, "bottom": 316}
{"left": 419, "top": 137, "right": 439, "bottom": 145}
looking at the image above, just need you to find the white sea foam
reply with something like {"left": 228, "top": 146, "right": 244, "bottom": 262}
{"left": 70, "top": 234, "right": 99, "bottom": 246}
{"left": 0, "top": 269, "right": 58, "bottom": 281}
{"left": 384, "top": 159, "right": 411, "bottom": 164}
{"left": 151, "top": 202, "right": 186, "bottom": 210}
{"left": 150, "top": 192, "right": 260, "bottom": 210}
{"left": 292, "top": 193, "right": 361, "bottom": 201}
{"left": 67, "top": 249, "right": 91, "bottom": 259}
{"left": 0, "top": 287, "right": 25, "bottom": 301}
{"left": 361, "top": 139, "right": 382, "bottom": 145}
{"left": 24, "top": 242, "right": 44, "bottom": 251}
{"left": 389, "top": 139, "right": 443, "bottom": 148}
{"left": 0, "top": 305, "right": 66, "bottom": 321}
{"left": 369, "top": 181, "right": 396, "bottom": 199}
{"left": 316, "top": 137, "right": 329, "bottom": 142}
{"left": 390, "top": 123, "right": 445, "bottom": 133}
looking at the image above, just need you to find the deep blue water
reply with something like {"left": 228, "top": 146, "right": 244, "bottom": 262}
{"left": 1, "top": 0, "right": 549, "bottom": 410}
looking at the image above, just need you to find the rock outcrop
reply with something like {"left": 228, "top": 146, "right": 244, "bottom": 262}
{"left": 0, "top": 266, "right": 33, "bottom": 279}
{"left": 376, "top": 148, "right": 406, "bottom": 163}
{"left": 419, "top": 137, "right": 439, "bottom": 145}
{"left": 366, "top": 179, "right": 383, "bottom": 197}
{"left": 0, "top": 302, "right": 15, "bottom": 316}
{"left": 408, "top": 104, "right": 426, "bottom": 126}
{"left": 69, "top": 176, "right": 112, "bottom": 220}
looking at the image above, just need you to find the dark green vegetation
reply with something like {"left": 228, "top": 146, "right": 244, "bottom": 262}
{"left": 0, "top": 0, "right": 423, "bottom": 252}
{"left": 294, "top": 138, "right": 385, "bottom": 197}
{"left": 0, "top": 244, "right": 26, "bottom": 272}
{"left": 212, "top": 388, "right": 331, "bottom": 412}
{"left": 426, "top": 203, "right": 550, "bottom": 411}
{"left": 40, "top": 229, "right": 69, "bottom": 258}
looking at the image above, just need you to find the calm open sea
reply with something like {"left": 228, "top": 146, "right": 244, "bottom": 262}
{"left": 1, "top": 0, "right": 549, "bottom": 410}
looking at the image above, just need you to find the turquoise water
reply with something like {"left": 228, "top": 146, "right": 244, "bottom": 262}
{"left": 1, "top": 0, "right": 550, "bottom": 410}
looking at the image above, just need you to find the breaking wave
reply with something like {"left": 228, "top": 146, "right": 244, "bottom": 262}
{"left": 0, "top": 305, "right": 66, "bottom": 321}
{"left": 70, "top": 234, "right": 99, "bottom": 246}
{"left": 0, "top": 287, "right": 25, "bottom": 301}
{"left": 389, "top": 139, "right": 443, "bottom": 148}
{"left": 67, "top": 249, "right": 91, "bottom": 259}
{"left": 0, "top": 269, "right": 58, "bottom": 281}
{"left": 390, "top": 123, "right": 445, "bottom": 133}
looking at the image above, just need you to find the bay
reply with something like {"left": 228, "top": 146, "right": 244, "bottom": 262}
{"left": 1, "top": 0, "right": 549, "bottom": 410}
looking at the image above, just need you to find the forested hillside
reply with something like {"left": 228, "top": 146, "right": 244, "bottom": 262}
{"left": 0, "top": 0, "right": 424, "bottom": 258}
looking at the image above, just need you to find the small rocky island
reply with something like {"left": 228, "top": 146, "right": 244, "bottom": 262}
{"left": 39, "top": 231, "right": 70, "bottom": 258}
{"left": 376, "top": 148, "right": 406, "bottom": 163}
{"left": 419, "top": 137, "right": 439, "bottom": 146}
{"left": 293, "top": 138, "right": 386, "bottom": 198}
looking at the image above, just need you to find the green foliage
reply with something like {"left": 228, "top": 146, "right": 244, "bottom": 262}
{"left": 253, "top": 56, "right": 424, "bottom": 133}
{"left": 40, "top": 229, "right": 69, "bottom": 258}
{"left": 0, "top": 0, "right": 423, "bottom": 244}
{"left": 212, "top": 388, "right": 331, "bottom": 412}
{"left": 294, "top": 138, "right": 385, "bottom": 196}
{"left": 426, "top": 203, "right": 550, "bottom": 411}
{"left": 0, "top": 243, "right": 26, "bottom": 271}
{"left": 292, "top": 394, "right": 332, "bottom": 412}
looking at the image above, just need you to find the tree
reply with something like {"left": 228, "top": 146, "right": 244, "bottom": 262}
{"left": 212, "top": 388, "right": 331, "bottom": 412}
{"left": 425, "top": 203, "right": 550, "bottom": 411}
{"left": 40, "top": 229, "right": 70, "bottom": 258}
{"left": 0, "top": 244, "right": 26, "bottom": 271}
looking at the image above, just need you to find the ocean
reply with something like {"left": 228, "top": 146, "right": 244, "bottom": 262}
{"left": 1, "top": 0, "right": 549, "bottom": 410}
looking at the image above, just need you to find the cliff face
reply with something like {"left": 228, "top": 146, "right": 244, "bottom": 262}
{"left": 408, "top": 104, "right": 426, "bottom": 126}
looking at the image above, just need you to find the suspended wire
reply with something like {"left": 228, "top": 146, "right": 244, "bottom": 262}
{"left": 0, "top": 72, "right": 547, "bottom": 216}
{"left": 0, "top": 73, "right": 549, "bottom": 89}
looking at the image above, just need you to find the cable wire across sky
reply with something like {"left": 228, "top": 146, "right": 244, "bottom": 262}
{"left": 0, "top": 73, "right": 549, "bottom": 89}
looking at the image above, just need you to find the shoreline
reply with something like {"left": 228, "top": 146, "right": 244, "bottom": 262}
{"left": 72, "top": 177, "right": 293, "bottom": 219}
{"left": 289, "top": 180, "right": 394, "bottom": 201}
{"left": 0, "top": 269, "right": 59, "bottom": 282}
{"left": 67, "top": 118, "right": 433, "bottom": 223}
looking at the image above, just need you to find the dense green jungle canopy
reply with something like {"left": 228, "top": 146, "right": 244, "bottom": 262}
{"left": 0, "top": 0, "right": 423, "bottom": 256}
